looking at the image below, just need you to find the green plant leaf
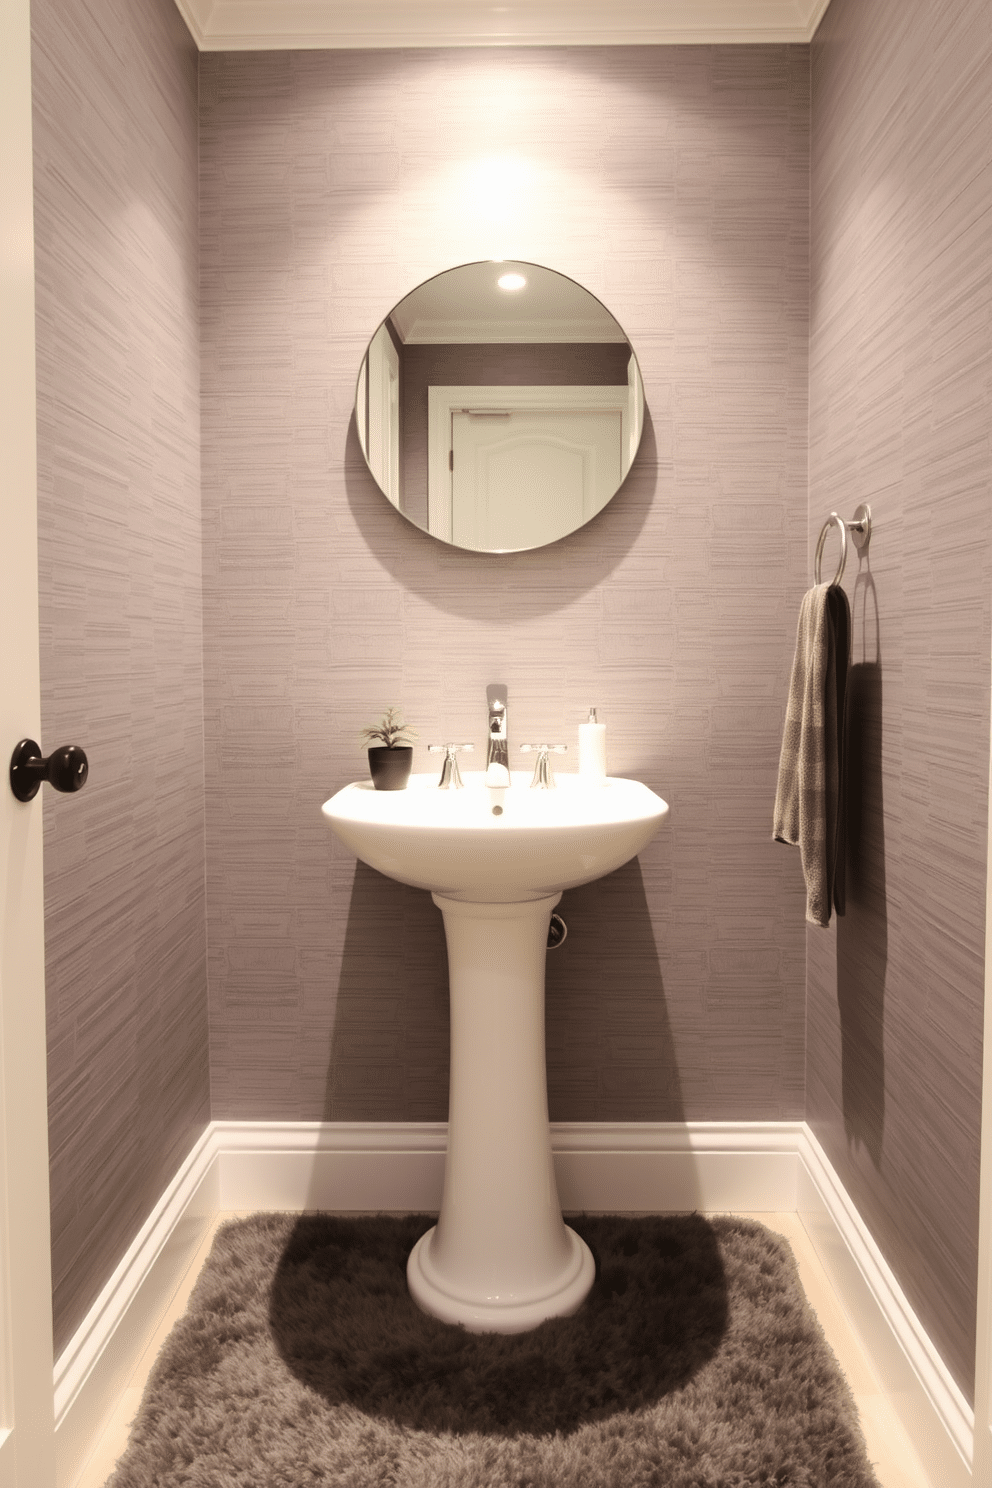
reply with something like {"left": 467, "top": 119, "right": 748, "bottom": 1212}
{"left": 359, "top": 705, "right": 417, "bottom": 750}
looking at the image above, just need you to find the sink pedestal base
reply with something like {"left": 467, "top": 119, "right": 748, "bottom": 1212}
{"left": 407, "top": 891, "right": 595, "bottom": 1334}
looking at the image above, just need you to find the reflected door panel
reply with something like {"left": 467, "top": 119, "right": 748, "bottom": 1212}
{"left": 366, "top": 322, "right": 400, "bottom": 504}
{"left": 427, "top": 383, "right": 631, "bottom": 546}
{"left": 451, "top": 409, "right": 622, "bottom": 551}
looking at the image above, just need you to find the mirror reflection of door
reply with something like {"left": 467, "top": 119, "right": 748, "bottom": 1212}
{"left": 366, "top": 321, "right": 399, "bottom": 504}
{"left": 428, "top": 384, "right": 631, "bottom": 548}
{"left": 450, "top": 405, "right": 623, "bottom": 551}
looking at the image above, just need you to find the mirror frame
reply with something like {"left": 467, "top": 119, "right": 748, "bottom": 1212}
{"left": 355, "top": 260, "right": 645, "bottom": 554}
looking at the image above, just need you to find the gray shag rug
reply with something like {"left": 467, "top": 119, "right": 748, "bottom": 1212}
{"left": 109, "top": 1212, "right": 881, "bottom": 1486}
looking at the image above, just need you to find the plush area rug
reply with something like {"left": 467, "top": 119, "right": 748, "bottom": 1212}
{"left": 109, "top": 1212, "right": 880, "bottom": 1486}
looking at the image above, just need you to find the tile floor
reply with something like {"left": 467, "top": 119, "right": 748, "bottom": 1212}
{"left": 73, "top": 1210, "right": 935, "bottom": 1488}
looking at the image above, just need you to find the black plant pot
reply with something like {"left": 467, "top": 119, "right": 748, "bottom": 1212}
{"left": 368, "top": 746, "right": 413, "bottom": 791}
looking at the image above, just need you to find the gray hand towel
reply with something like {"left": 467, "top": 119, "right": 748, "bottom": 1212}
{"left": 773, "top": 582, "right": 850, "bottom": 927}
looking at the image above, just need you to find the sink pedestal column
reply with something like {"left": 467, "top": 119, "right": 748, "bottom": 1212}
{"left": 407, "top": 891, "right": 595, "bottom": 1333}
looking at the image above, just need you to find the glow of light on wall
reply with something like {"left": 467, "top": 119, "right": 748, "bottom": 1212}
{"left": 461, "top": 155, "right": 535, "bottom": 242}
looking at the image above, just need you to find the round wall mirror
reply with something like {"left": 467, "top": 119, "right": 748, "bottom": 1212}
{"left": 355, "top": 261, "right": 644, "bottom": 553}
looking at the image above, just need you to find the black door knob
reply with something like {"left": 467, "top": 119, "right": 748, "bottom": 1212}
{"left": 9, "top": 739, "right": 89, "bottom": 802}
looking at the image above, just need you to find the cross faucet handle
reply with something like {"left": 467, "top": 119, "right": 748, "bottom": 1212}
{"left": 518, "top": 743, "right": 567, "bottom": 790}
{"left": 428, "top": 742, "right": 474, "bottom": 790}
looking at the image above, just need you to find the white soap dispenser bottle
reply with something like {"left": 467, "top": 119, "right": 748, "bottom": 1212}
{"left": 578, "top": 708, "right": 607, "bottom": 783}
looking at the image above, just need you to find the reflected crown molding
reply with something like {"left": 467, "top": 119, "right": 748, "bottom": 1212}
{"left": 398, "top": 317, "right": 629, "bottom": 346}
{"left": 174, "top": 0, "right": 833, "bottom": 51}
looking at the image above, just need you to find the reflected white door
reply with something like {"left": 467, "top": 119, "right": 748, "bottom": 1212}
{"left": 0, "top": 1, "right": 58, "bottom": 1482}
{"left": 451, "top": 408, "right": 622, "bottom": 551}
{"left": 366, "top": 322, "right": 400, "bottom": 506}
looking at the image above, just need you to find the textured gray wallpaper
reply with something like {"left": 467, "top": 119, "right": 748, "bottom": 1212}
{"left": 33, "top": 0, "right": 208, "bottom": 1351}
{"left": 199, "top": 46, "right": 811, "bottom": 1126}
{"left": 30, "top": 4, "right": 992, "bottom": 1413}
{"left": 808, "top": 0, "right": 992, "bottom": 1401}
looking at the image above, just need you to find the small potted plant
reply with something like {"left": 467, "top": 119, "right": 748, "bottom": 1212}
{"left": 360, "top": 706, "right": 417, "bottom": 791}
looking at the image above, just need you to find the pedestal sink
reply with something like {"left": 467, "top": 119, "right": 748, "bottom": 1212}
{"left": 322, "top": 770, "right": 668, "bottom": 1333}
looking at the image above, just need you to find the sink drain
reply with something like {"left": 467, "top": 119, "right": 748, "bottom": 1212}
{"left": 547, "top": 912, "right": 567, "bottom": 950}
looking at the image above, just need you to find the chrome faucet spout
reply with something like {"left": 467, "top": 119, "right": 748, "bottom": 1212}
{"left": 485, "top": 684, "right": 510, "bottom": 786}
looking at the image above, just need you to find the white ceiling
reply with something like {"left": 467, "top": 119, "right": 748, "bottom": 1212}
{"left": 173, "top": 0, "right": 833, "bottom": 52}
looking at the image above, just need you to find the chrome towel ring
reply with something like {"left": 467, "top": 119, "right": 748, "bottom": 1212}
{"left": 814, "top": 503, "right": 871, "bottom": 586}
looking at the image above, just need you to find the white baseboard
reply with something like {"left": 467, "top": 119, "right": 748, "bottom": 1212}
{"left": 208, "top": 1118, "right": 805, "bottom": 1214}
{"left": 796, "top": 1126, "right": 973, "bottom": 1488}
{"left": 56, "top": 1120, "right": 968, "bottom": 1488}
{"left": 53, "top": 1125, "right": 219, "bottom": 1488}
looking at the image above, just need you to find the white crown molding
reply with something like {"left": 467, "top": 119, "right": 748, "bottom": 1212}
{"left": 173, "top": 0, "right": 834, "bottom": 52}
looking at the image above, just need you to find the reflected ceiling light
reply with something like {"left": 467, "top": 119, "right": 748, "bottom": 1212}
{"left": 497, "top": 273, "right": 527, "bottom": 291}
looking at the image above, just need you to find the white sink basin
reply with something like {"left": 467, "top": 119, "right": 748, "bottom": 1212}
{"left": 322, "top": 770, "right": 669, "bottom": 902}
{"left": 321, "top": 767, "right": 669, "bottom": 1334}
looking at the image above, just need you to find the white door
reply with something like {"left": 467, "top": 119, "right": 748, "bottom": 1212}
{"left": 976, "top": 747, "right": 992, "bottom": 1481}
{"left": 450, "top": 407, "right": 623, "bottom": 551}
{"left": 0, "top": 1, "right": 58, "bottom": 1482}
